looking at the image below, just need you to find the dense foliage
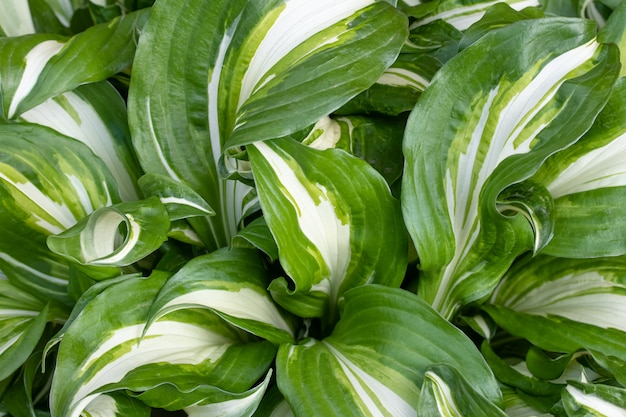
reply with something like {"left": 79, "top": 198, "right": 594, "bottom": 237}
{"left": 1, "top": 0, "right": 626, "bottom": 416}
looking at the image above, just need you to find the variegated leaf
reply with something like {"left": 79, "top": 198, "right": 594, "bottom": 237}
{"left": 145, "top": 247, "right": 297, "bottom": 345}
{"left": 127, "top": 0, "right": 408, "bottom": 250}
{"left": 248, "top": 138, "right": 407, "bottom": 325}
{"left": 484, "top": 254, "right": 626, "bottom": 363}
{"left": 418, "top": 364, "right": 508, "bottom": 417}
{"left": 599, "top": 0, "right": 626, "bottom": 77}
{"left": 138, "top": 173, "right": 214, "bottom": 221}
{"left": 409, "top": 0, "right": 540, "bottom": 31}
{"left": 252, "top": 386, "right": 294, "bottom": 417}
{"left": 402, "top": 18, "right": 620, "bottom": 318}
{"left": 80, "top": 392, "right": 151, "bottom": 417}
{"left": 19, "top": 81, "right": 143, "bottom": 202}
{"left": 277, "top": 285, "right": 502, "bottom": 416}
{"left": 533, "top": 78, "right": 626, "bottom": 257}
{"left": 0, "top": 9, "right": 150, "bottom": 119}
{"left": 231, "top": 217, "right": 279, "bottom": 262}
{"left": 49, "top": 271, "right": 276, "bottom": 417}
{"left": 0, "top": 123, "right": 120, "bottom": 237}
{"left": 46, "top": 197, "right": 170, "bottom": 267}
{"left": 562, "top": 382, "right": 626, "bottom": 416}
{"left": 133, "top": 370, "right": 272, "bottom": 417}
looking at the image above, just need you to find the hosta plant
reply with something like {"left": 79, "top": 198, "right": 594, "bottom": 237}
{"left": 1, "top": 0, "right": 626, "bottom": 416}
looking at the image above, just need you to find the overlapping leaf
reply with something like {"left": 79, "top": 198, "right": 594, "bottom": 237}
{"left": 533, "top": 78, "right": 626, "bottom": 257}
{"left": 0, "top": 9, "right": 149, "bottom": 120}
{"left": 49, "top": 271, "right": 276, "bottom": 417}
{"left": 145, "top": 247, "right": 297, "bottom": 345}
{"left": 484, "top": 254, "right": 626, "bottom": 363}
{"left": 128, "top": 0, "right": 408, "bottom": 250}
{"left": 248, "top": 139, "right": 407, "bottom": 324}
{"left": 402, "top": 18, "right": 620, "bottom": 318}
{"left": 276, "top": 285, "right": 502, "bottom": 416}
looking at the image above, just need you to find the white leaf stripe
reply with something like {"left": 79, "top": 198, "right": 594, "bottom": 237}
{"left": 0, "top": 0, "right": 35, "bottom": 36}
{"left": 497, "top": 270, "right": 626, "bottom": 332}
{"left": 324, "top": 342, "right": 415, "bottom": 417}
{"left": 70, "top": 321, "right": 232, "bottom": 416}
{"left": 424, "top": 371, "right": 464, "bottom": 417}
{"left": 8, "top": 40, "right": 65, "bottom": 119}
{"left": 377, "top": 68, "right": 429, "bottom": 90}
{"left": 437, "top": 39, "right": 601, "bottom": 311}
{"left": 547, "top": 131, "right": 626, "bottom": 198}
{"left": 252, "top": 141, "right": 351, "bottom": 298}
{"left": 411, "top": 0, "right": 540, "bottom": 31}
{"left": 565, "top": 385, "right": 626, "bottom": 416}
{"left": 20, "top": 88, "right": 138, "bottom": 202}
{"left": 161, "top": 288, "right": 294, "bottom": 335}
{"left": 238, "top": 0, "right": 374, "bottom": 109}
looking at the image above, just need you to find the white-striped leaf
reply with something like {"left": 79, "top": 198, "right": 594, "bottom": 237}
{"left": 500, "top": 385, "right": 555, "bottom": 417}
{"left": 301, "top": 114, "right": 406, "bottom": 185}
{"left": 532, "top": 78, "right": 626, "bottom": 257}
{"left": 138, "top": 173, "right": 215, "bottom": 221}
{"left": 145, "top": 247, "right": 297, "bottom": 345}
{"left": 46, "top": 197, "right": 170, "bottom": 267}
{"left": 248, "top": 139, "right": 407, "bottom": 325}
{"left": 336, "top": 52, "right": 439, "bottom": 116}
{"left": 484, "top": 254, "right": 626, "bottom": 363}
{"left": 19, "top": 81, "right": 143, "bottom": 202}
{"left": 401, "top": 18, "right": 620, "bottom": 318}
{"left": 252, "top": 386, "right": 294, "bottom": 417}
{"left": 409, "top": 0, "right": 540, "bottom": 31}
{"left": 0, "top": 124, "right": 119, "bottom": 237}
{"left": 418, "top": 364, "right": 508, "bottom": 417}
{"left": 277, "top": 285, "right": 502, "bottom": 416}
{"left": 127, "top": 0, "right": 408, "bottom": 250}
{"left": 0, "top": 9, "right": 149, "bottom": 119}
{"left": 81, "top": 392, "right": 151, "bottom": 417}
{"left": 133, "top": 370, "right": 272, "bottom": 417}
{"left": 0, "top": 0, "right": 37, "bottom": 36}
{"left": 562, "top": 382, "right": 626, "bottom": 416}
{"left": 0, "top": 279, "right": 50, "bottom": 381}
{"left": 49, "top": 271, "right": 277, "bottom": 417}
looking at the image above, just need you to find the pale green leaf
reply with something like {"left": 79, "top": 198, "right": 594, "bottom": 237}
{"left": 248, "top": 139, "right": 407, "bottom": 324}
{"left": 402, "top": 18, "right": 620, "bottom": 318}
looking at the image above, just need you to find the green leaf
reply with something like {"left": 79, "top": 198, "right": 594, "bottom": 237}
{"left": 599, "top": 0, "right": 626, "bottom": 77}
{"left": 276, "top": 285, "right": 502, "bottom": 416}
{"left": 417, "top": 364, "right": 508, "bottom": 417}
{"left": 231, "top": 217, "right": 279, "bottom": 262}
{"left": 533, "top": 78, "right": 626, "bottom": 257}
{"left": 133, "top": 370, "right": 272, "bottom": 416}
{"left": 19, "top": 81, "right": 143, "bottom": 202}
{"left": 138, "top": 173, "right": 215, "bottom": 221}
{"left": 0, "top": 300, "right": 48, "bottom": 382}
{"left": 562, "top": 381, "right": 626, "bottom": 416}
{"left": 402, "top": 18, "right": 620, "bottom": 318}
{"left": 0, "top": 123, "right": 121, "bottom": 237}
{"left": 409, "top": 0, "right": 541, "bottom": 31}
{"left": 145, "top": 247, "right": 297, "bottom": 345}
{"left": 301, "top": 115, "right": 406, "bottom": 185}
{"left": 128, "top": 0, "right": 408, "bottom": 250}
{"left": 80, "top": 392, "right": 151, "bottom": 417}
{"left": 46, "top": 197, "right": 170, "bottom": 267}
{"left": 49, "top": 271, "right": 276, "bottom": 417}
{"left": 248, "top": 139, "right": 407, "bottom": 324}
{"left": 0, "top": 9, "right": 150, "bottom": 119}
